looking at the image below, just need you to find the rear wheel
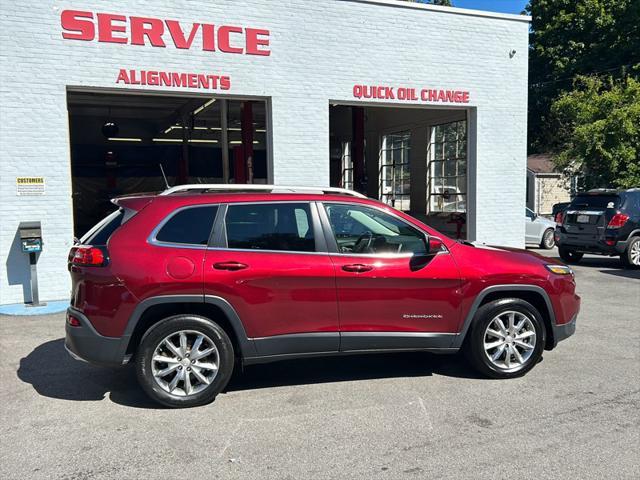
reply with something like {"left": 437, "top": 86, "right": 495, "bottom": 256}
{"left": 465, "top": 298, "right": 545, "bottom": 379}
{"left": 621, "top": 236, "right": 640, "bottom": 269}
{"left": 559, "top": 247, "right": 583, "bottom": 264}
{"left": 135, "top": 315, "right": 234, "bottom": 408}
{"left": 540, "top": 229, "right": 555, "bottom": 250}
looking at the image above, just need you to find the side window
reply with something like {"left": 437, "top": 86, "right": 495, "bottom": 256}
{"left": 526, "top": 208, "right": 535, "bottom": 219}
{"left": 225, "top": 203, "right": 315, "bottom": 252}
{"left": 324, "top": 203, "right": 427, "bottom": 255}
{"left": 155, "top": 206, "right": 218, "bottom": 246}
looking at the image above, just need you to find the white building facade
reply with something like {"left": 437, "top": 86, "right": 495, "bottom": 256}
{"left": 0, "top": 0, "right": 530, "bottom": 305}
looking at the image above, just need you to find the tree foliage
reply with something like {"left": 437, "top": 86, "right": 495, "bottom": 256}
{"left": 527, "top": 0, "right": 640, "bottom": 152}
{"left": 550, "top": 76, "right": 640, "bottom": 189}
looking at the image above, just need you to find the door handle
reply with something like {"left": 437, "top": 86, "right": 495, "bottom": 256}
{"left": 213, "top": 261, "right": 248, "bottom": 271}
{"left": 342, "top": 264, "right": 373, "bottom": 273}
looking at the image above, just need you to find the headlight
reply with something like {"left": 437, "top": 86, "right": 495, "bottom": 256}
{"left": 545, "top": 264, "right": 573, "bottom": 276}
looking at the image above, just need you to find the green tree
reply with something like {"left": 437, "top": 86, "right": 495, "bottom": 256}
{"left": 550, "top": 76, "right": 640, "bottom": 189}
{"left": 527, "top": 0, "right": 640, "bottom": 152}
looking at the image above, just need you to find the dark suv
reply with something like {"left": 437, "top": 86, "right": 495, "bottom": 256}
{"left": 555, "top": 188, "right": 640, "bottom": 268}
{"left": 66, "top": 185, "right": 580, "bottom": 407}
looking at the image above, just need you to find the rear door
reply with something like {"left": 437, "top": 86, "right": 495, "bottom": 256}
{"left": 203, "top": 201, "right": 339, "bottom": 356}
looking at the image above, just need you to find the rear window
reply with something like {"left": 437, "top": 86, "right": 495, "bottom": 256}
{"left": 569, "top": 195, "right": 620, "bottom": 209}
{"left": 80, "top": 209, "right": 125, "bottom": 245}
{"left": 155, "top": 206, "right": 218, "bottom": 246}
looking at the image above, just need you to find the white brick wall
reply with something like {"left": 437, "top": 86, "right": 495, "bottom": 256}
{"left": 0, "top": 0, "right": 529, "bottom": 305}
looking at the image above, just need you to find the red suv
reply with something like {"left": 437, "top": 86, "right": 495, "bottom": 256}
{"left": 66, "top": 185, "right": 580, "bottom": 407}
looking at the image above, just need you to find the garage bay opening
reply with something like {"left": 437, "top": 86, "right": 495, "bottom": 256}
{"left": 329, "top": 104, "right": 470, "bottom": 239}
{"left": 67, "top": 90, "right": 270, "bottom": 236}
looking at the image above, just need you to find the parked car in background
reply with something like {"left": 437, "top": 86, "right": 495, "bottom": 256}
{"left": 65, "top": 185, "right": 580, "bottom": 407}
{"left": 526, "top": 208, "right": 556, "bottom": 249}
{"left": 555, "top": 188, "right": 640, "bottom": 268}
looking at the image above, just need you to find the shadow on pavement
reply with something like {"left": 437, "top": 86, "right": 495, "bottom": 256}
{"left": 17, "top": 338, "right": 483, "bottom": 407}
{"left": 17, "top": 339, "right": 158, "bottom": 409}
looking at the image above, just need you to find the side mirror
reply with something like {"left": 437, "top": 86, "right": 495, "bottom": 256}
{"left": 427, "top": 236, "right": 444, "bottom": 254}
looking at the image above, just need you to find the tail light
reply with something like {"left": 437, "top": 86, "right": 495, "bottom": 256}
{"left": 555, "top": 211, "right": 564, "bottom": 224}
{"left": 607, "top": 213, "right": 629, "bottom": 229}
{"left": 68, "top": 246, "right": 107, "bottom": 266}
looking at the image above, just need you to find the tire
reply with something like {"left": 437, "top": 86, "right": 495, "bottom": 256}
{"left": 558, "top": 247, "right": 583, "bottom": 264}
{"left": 464, "top": 298, "right": 546, "bottom": 379}
{"left": 135, "top": 314, "right": 235, "bottom": 408}
{"left": 620, "top": 236, "right": 640, "bottom": 269}
{"left": 540, "top": 228, "right": 555, "bottom": 250}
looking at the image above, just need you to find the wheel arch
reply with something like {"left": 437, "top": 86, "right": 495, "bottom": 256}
{"left": 121, "top": 295, "right": 256, "bottom": 361}
{"left": 454, "top": 285, "right": 556, "bottom": 350}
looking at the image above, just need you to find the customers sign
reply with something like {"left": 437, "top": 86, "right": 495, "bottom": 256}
{"left": 60, "top": 10, "right": 271, "bottom": 56}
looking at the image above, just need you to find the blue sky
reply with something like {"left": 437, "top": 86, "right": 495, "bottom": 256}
{"left": 449, "top": 0, "right": 529, "bottom": 15}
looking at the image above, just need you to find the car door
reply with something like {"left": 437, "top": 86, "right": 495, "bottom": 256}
{"left": 203, "top": 201, "right": 339, "bottom": 357}
{"left": 319, "top": 202, "right": 462, "bottom": 352}
{"left": 525, "top": 208, "right": 540, "bottom": 243}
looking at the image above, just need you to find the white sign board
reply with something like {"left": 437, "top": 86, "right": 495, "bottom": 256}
{"left": 16, "top": 177, "right": 45, "bottom": 196}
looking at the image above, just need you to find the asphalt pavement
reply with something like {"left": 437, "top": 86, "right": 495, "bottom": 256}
{"left": 1, "top": 249, "right": 638, "bottom": 479}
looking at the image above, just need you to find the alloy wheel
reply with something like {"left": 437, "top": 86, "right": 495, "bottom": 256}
{"left": 631, "top": 240, "right": 640, "bottom": 266}
{"left": 151, "top": 330, "right": 219, "bottom": 396}
{"left": 483, "top": 311, "right": 536, "bottom": 371}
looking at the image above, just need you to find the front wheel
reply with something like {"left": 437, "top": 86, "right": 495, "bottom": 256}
{"left": 135, "top": 315, "right": 235, "bottom": 408}
{"left": 465, "top": 298, "right": 545, "bottom": 379}
{"left": 621, "top": 236, "right": 640, "bottom": 269}
{"left": 559, "top": 247, "right": 583, "bottom": 264}
{"left": 540, "top": 229, "right": 555, "bottom": 250}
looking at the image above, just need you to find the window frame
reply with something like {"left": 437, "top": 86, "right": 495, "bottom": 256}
{"left": 427, "top": 119, "right": 467, "bottom": 214}
{"left": 318, "top": 201, "right": 435, "bottom": 258}
{"left": 148, "top": 204, "right": 221, "bottom": 250}
{"left": 379, "top": 131, "right": 411, "bottom": 212}
{"left": 212, "top": 201, "right": 328, "bottom": 255}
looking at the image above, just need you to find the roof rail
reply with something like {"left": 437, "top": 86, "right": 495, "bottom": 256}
{"left": 159, "top": 184, "right": 367, "bottom": 198}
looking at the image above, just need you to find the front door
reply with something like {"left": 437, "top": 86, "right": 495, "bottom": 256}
{"left": 203, "top": 201, "right": 338, "bottom": 357}
{"left": 320, "top": 202, "right": 462, "bottom": 351}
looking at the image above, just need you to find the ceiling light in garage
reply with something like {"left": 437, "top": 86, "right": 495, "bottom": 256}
{"left": 193, "top": 98, "right": 216, "bottom": 116}
{"left": 108, "top": 137, "right": 141, "bottom": 142}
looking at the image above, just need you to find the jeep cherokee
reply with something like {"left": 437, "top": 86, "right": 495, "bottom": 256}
{"left": 66, "top": 185, "right": 580, "bottom": 407}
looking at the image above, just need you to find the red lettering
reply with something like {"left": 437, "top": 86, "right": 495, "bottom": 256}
{"left": 165, "top": 20, "right": 200, "bottom": 49}
{"left": 446, "top": 91, "right": 455, "bottom": 102}
{"left": 429, "top": 90, "right": 437, "bottom": 101}
{"left": 130, "top": 16, "right": 165, "bottom": 46}
{"left": 462, "top": 92, "right": 470, "bottom": 103}
{"left": 218, "top": 25, "right": 244, "bottom": 54}
{"left": 220, "top": 76, "right": 231, "bottom": 90}
{"left": 245, "top": 28, "right": 270, "bottom": 55}
{"left": 116, "top": 69, "right": 130, "bottom": 84}
{"left": 160, "top": 71, "right": 171, "bottom": 87}
{"left": 202, "top": 24, "right": 216, "bottom": 51}
{"left": 129, "top": 69, "right": 140, "bottom": 84}
{"left": 171, "top": 72, "right": 188, "bottom": 87}
{"left": 187, "top": 73, "right": 198, "bottom": 88}
{"left": 97, "top": 13, "right": 127, "bottom": 44}
{"left": 437, "top": 90, "right": 446, "bottom": 102}
{"left": 61, "top": 10, "right": 95, "bottom": 41}
{"left": 147, "top": 71, "right": 159, "bottom": 86}
{"left": 197, "top": 75, "right": 210, "bottom": 89}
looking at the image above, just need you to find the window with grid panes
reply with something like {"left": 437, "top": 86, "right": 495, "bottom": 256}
{"left": 379, "top": 132, "right": 411, "bottom": 211}
{"left": 341, "top": 141, "right": 353, "bottom": 190}
{"left": 427, "top": 120, "right": 467, "bottom": 213}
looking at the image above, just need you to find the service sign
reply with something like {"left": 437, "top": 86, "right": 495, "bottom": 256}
{"left": 353, "top": 85, "right": 470, "bottom": 104}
